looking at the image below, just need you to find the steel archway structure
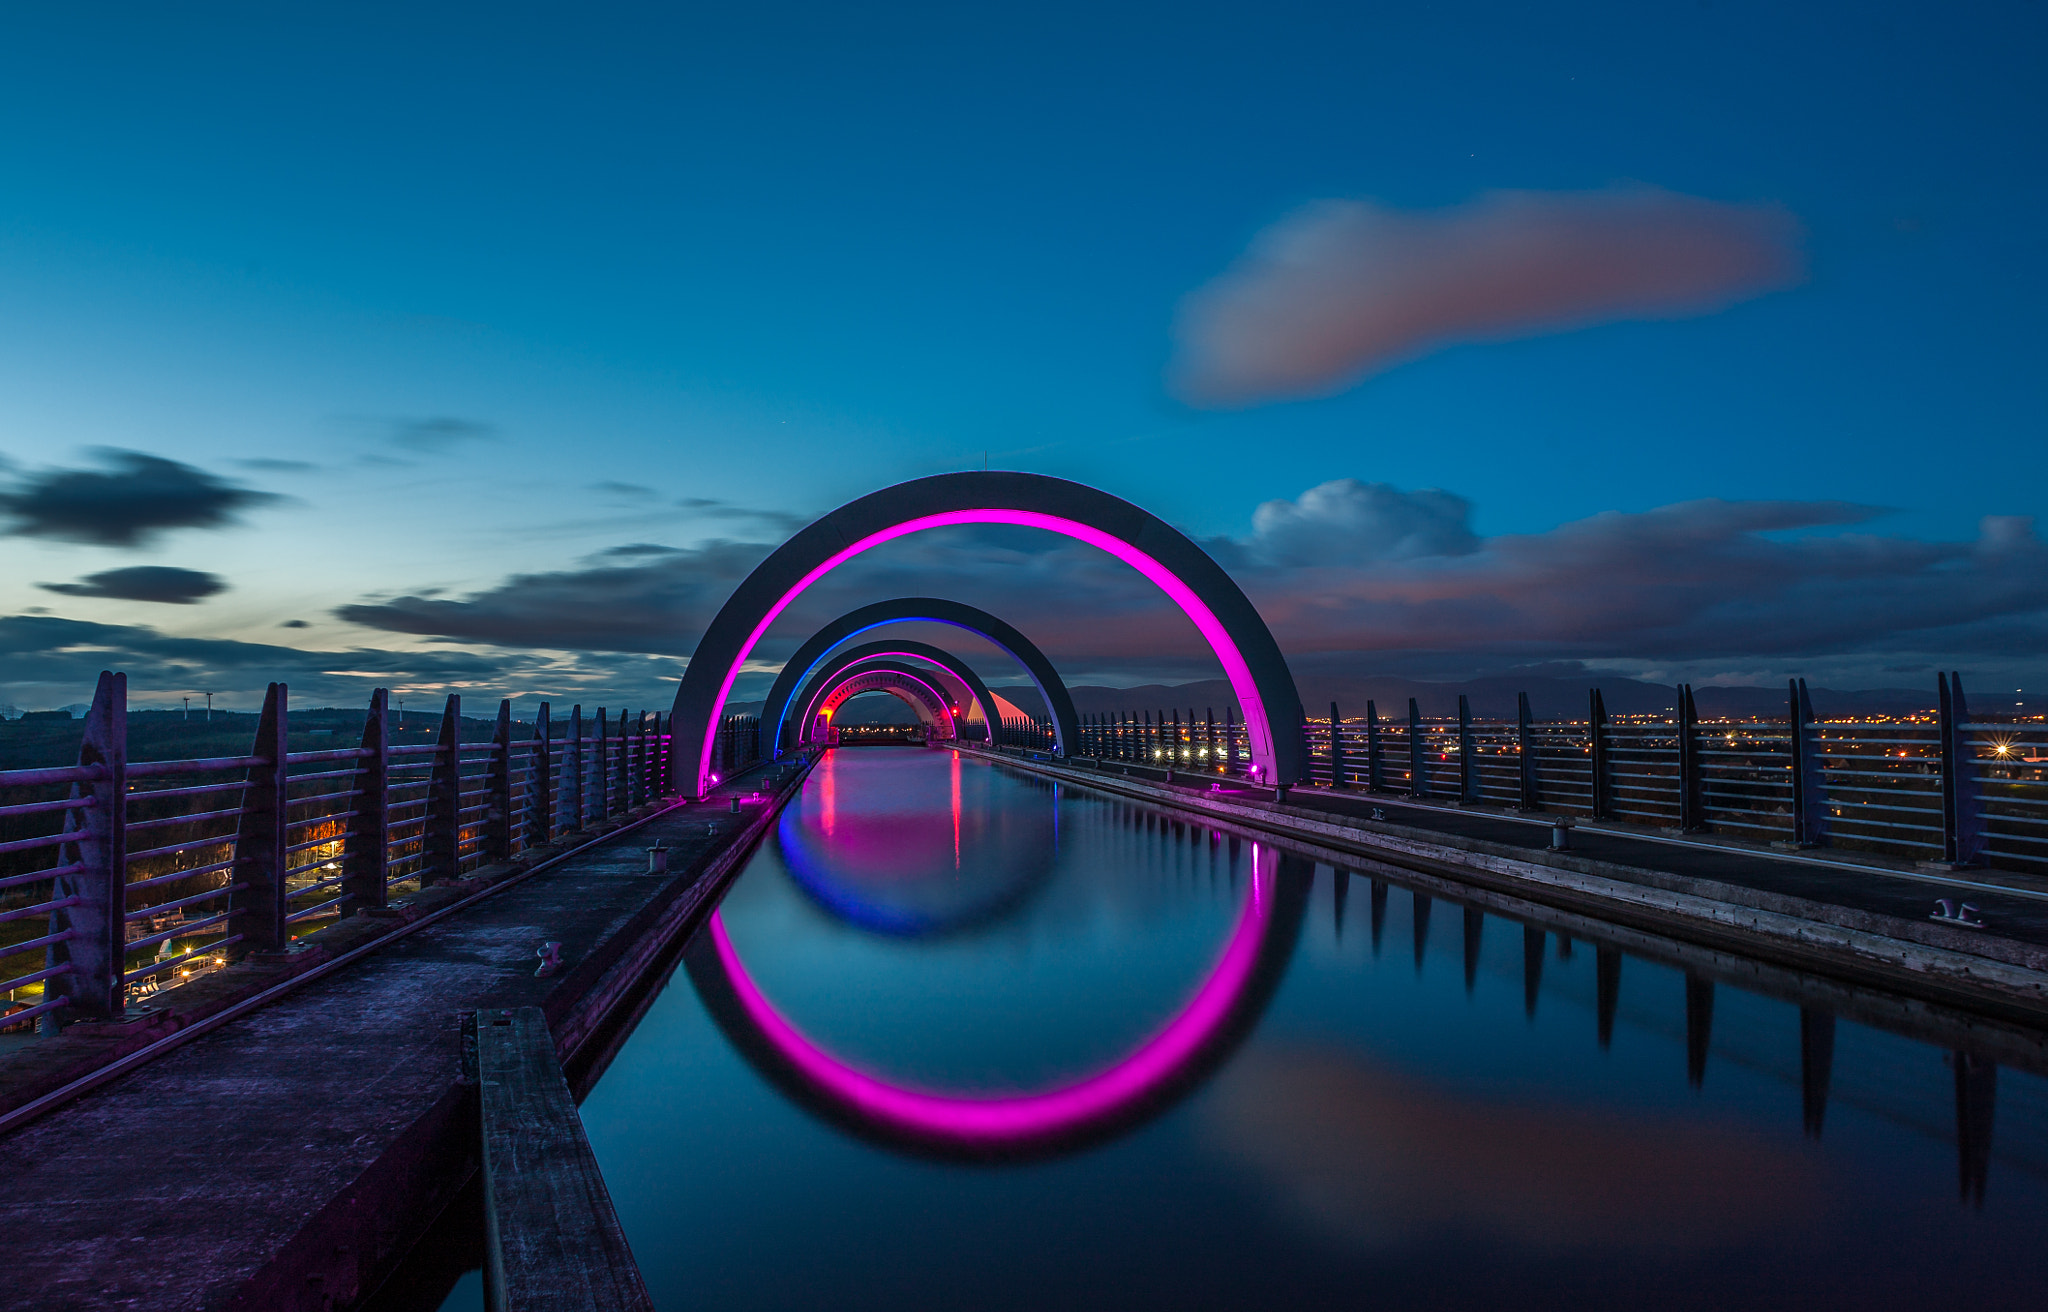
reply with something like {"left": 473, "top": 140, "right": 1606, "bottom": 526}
{"left": 757, "top": 598, "right": 1077, "bottom": 760}
{"left": 790, "top": 640, "right": 1003, "bottom": 746}
{"left": 809, "top": 668, "right": 958, "bottom": 740}
{"left": 673, "top": 471, "right": 1304, "bottom": 796}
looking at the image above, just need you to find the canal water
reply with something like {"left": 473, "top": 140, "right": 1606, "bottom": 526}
{"left": 422, "top": 746, "right": 2048, "bottom": 1311}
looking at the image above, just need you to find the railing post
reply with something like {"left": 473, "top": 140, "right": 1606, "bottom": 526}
{"left": 635, "top": 710, "right": 646, "bottom": 803}
{"left": 1938, "top": 671, "right": 1986, "bottom": 866}
{"left": 1678, "top": 684, "right": 1707, "bottom": 832}
{"left": 1328, "top": 702, "right": 1346, "bottom": 788}
{"left": 1457, "top": 695, "right": 1479, "bottom": 802}
{"left": 1408, "top": 698, "right": 1427, "bottom": 798}
{"left": 45, "top": 670, "right": 126, "bottom": 1029}
{"left": 614, "top": 710, "right": 632, "bottom": 811}
{"left": 1589, "top": 689, "right": 1612, "bottom": 820}
{"left": 342, "top": 688, "right": 390, "bottom": 916}
{"left": 1366, "top": 699, "right": 1383, "bottom": 791}
{"left": 424, "top": 694, "right": 462, "bottom": 884}
{"left": 594, "top": 708, "right": 611, "bottom": 820}
{"left": 528, "top": 703, "right": 554, "bottom": 849}
{"left": 565, "top": 706, "right": 584, "bottom": 832}
{"left": 1787, "top": 679, "right": 1829, "bottom": 847}
{"left": 1516, "top": 691, "right": 1542, "bottom": 811}
{"left": 487, "top": 699, "right": 513, "bottom": 863}
{"left": 233, "top": 682, "right": 289, "bottom": 952}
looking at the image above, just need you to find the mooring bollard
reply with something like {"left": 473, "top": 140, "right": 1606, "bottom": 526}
{"left": 534, "top": 942, "right": 564, "bottom": 978}
{"left": 1550, "top": 816, "right": 1575, "bottom": 851}
{"left": 646, "top": 844, "right": 668, "bottom": 874}
{"left": 730, "top": 796, "right": 742, "bottom": 814}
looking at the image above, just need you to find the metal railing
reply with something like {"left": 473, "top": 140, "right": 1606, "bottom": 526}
{"left": 1073, "top": 673, "right": 2047, "bottom": 878}
{"left": 0, "top": 672, "right": 761, "bottom": 1034}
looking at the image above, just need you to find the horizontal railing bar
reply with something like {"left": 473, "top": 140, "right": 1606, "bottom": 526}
{"left": 125, "top": 835, "right": 236, "bottom": 865}
{"left": 0, "top": 895, "right": 82, "bottom": 927}
{"left": 125, "top": 883, "right": 244, "bottom": 922}
{"left": 0, "top": 764, "right": 103, "bottom": 788}
{"left": 0, "top": 830, "right": 74, "bottom": 857}
{"left": 281, "top": 748, "right": 376, "bottom": 765}
{"left": 126, "top": 756, "right": 265, "bottom": 778}
{"left": 0, "top": 863, "right": 83, "bottom": 893}
{"left": 0, "top": 928, "right": 79, "bottom": 959}
{"left": 124, "top": 858, "right": 245, "bottom": 891}
{"left": 122, "top": 934, "right": 243, "bottom": 983}
{"left": 284, "top": 896, "right": 345, "bottom": 924}
{"left": 128, "top": 779, "right": 248, "bottom": 804}
{"left": 283, "top": 769, "right": 362, "bottom": 786}
{"left": 126, "top": 805, "right": 243, "bottom": 834}
{"left": 0, "top": 795, "right": 94, "bottom": 819}
{"left": 0, "top": 998, "right": 71, "bottom": 1027}
{"left": 122, "top": 910, "right": 237, "bottom": 954}
{"left": 0, "top": 962, "right": 72, "bottom": 995}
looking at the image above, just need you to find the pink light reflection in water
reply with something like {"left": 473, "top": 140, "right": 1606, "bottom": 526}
{"left": 705, "top": 847, "right": 1275, "bottom": 1144}
{"left": 700, "top": 509, "right": 1277, "bottom": 794}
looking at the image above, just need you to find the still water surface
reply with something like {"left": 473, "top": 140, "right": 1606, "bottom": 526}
{"left": 437, "top": 747, "right": 2048, "bottom": 1310}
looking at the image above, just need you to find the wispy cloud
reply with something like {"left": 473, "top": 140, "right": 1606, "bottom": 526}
{"left": 389, "top": 416, "right": 500, "bottom": 452}
{"left": 1173, "top": 187, "right": 1804, "bottom": 406}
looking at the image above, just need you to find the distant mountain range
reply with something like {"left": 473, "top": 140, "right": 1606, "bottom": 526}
{"left": 983, "top": 675, "right": 2027, "bottom": 722}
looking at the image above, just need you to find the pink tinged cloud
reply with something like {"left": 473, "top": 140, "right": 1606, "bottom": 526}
{"left": 1172, "top": 187, "right": 1806, "bottom": 406}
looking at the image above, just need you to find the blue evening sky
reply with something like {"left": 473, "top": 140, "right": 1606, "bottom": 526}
{"left": 0, "top": 1, "right": 2041, "bottom": 704}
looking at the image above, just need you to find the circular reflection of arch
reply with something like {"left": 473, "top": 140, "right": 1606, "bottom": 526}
{"left": 774, "top": 752, "right": 1060, "bottom": 936}
{"left": 790, "top": 640, "right": 1003, "bottom": 746}
{"left": 671, "top": 472, "right": 1306, "bottom": 797}
{"left": 811, "top": 668, "right": 960, "bottom": 741}
{"left": 686, "top": 844, "right": 1313, "bottom": 1161}
{"left": 756, "top": 597, "right": 1080, "bottom": 761}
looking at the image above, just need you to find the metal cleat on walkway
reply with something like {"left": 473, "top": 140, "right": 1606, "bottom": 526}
{"left": 1931, "top": 899, "right": 1985, "bottom": 928}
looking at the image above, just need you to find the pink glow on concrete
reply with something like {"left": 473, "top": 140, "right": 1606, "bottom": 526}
{"left": 811, "top": 668, "right": 958, "bottom": 741}
{"left": 706, "top": 848, "right": 1275, "bottom": 1144}
{"left": 700, "top": 509, "right": 1276, "bottom": 794}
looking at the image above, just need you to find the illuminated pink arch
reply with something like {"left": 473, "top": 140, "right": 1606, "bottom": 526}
{"left": 702, "top": 845, "right": 1285, "bottom": 1148}
{"left": 811, "top": 667, "right": 958, "bottom": 740}
{"left": 792, "top": 641, "right": 1002, "bottom": 746}
{"left": 671, "top": 472, "right": 1305, "bottom": 796}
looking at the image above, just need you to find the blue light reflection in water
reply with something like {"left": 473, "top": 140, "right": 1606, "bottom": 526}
{"left": 450, "top": 747, "right": 2048, "bottom": 1310}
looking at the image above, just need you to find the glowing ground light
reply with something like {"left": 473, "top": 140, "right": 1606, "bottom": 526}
{"left": 704, "top": 846, "right": 1278, "bottom": 1146}
{"left": 703, "top": 509, "right": 1279, "bottom": 797}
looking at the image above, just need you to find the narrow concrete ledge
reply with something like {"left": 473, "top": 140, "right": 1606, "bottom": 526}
{"left": 969, "top": 748, "right": 2048, "bottom": 1025}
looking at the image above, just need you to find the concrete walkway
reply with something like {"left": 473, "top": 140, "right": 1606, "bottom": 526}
{"left": 0, "top": 766, "right": 800, "bottom": 1312}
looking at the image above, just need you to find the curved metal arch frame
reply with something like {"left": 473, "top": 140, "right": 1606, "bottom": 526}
{"left": 812, "top": 668, "right": 958, "bottom": 739}
{"left": 756, "top": 597, "right": 1078, "bottom": 762}
{"left": 673, "top": 471, "right": 1303, "bottom": 797}
{"left": 790, "top": 641, "right": 1003, "bottom": 747}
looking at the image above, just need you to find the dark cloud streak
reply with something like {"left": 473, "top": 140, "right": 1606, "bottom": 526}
{"left": 0, "top": 450, "right": 281, "bottom": 547}
{"left": 39, "top": 566, "right": 227, "bottom": 605}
